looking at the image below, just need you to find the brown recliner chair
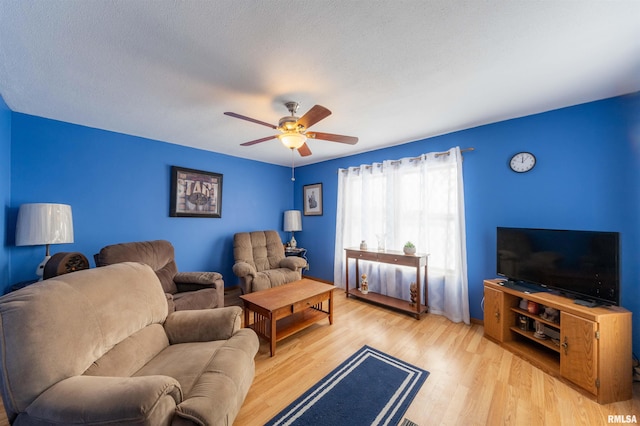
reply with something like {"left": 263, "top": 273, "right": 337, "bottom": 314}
{"left": 232, "top": 230, "right": 307, "bottom": 294}
{"left": 95, "top": 240, "right": 224, "bottom": 311}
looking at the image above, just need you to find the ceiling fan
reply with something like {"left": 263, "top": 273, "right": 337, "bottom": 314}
{"left": 224, "top": 101, "right": 358, "bottom": 157}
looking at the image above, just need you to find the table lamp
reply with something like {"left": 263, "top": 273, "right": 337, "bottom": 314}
{"left": 15, "top": 203, "right": 74, "bottom": 280}
{"left": 283, "top": 210, "right": 302, "bottom": 248}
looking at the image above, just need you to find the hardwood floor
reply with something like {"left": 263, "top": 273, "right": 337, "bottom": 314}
{"left": 235, "top": 292, "right": 639, "bottom": 425}
{"left": 0, "top": 291, "right": 637, "bottom": 425}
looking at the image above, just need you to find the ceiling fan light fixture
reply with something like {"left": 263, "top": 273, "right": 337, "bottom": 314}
{"left": 226, "top": 102, "right": 357, "bottom": 154}
{"left": 278, "top": 132, "right": 307, "bottom": 149}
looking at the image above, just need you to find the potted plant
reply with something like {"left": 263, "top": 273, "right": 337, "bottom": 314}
{"left": 403, "top": 241, "right": 416, "bottom": 255}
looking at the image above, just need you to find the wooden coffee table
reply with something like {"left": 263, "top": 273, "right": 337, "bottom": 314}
{"left": 239, "top": 278, "right": 335, "bottom": 356}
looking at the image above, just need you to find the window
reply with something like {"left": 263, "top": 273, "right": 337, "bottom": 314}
{"left": 334, "top": 148, "right": 470, "bottom": 324}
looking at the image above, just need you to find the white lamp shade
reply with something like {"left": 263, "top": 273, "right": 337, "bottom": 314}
{"left": 283, "top": 210, "right": 302, "bottom": 232}
{"left": 278, "top": 132, "right": 307, "bottom": 149}
{"left": 16, "top": 203, "right": 74, "bottom": 246}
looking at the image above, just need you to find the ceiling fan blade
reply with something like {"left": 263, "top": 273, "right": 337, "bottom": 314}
{"left": 297, "top": 143, "right": 312, "bottom": 157}
{"left": 297, "top": 105, "right": 332, "bottom": 129}
{"left": 224, "top": 112, "right": 277, "bottom": 129}
{"left": 307, "top": 132, "right": 358, "bottom": 145}
{"left": 240, "top": 135, "right": 277, "bottom": 146}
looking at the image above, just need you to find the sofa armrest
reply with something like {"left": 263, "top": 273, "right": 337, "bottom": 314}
{"left": 174, "top": 271, "right": 223, "bottom": 287}
{"left": 232, "top": 261, "right": 256, "bottom": 278}
{"left": 25, "top": 375, "right": 181, "bottom": 425}
{"left": 280, "top": 256, "right": 307, "bottom": 270}
{"left": 164, "top": 306, "right": 243, "bottom": 344}
{"left": 174, "top": 272, "right": 225, "bottom": 307}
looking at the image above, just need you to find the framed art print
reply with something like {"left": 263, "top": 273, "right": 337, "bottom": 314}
{"left": 170, "top": 166, "right": 223, "bottom": 218}
{"left": 303, "top": 183, "right": 323, "bottom": 216}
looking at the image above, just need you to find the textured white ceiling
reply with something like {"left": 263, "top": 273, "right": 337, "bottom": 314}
{"left": 1, "top": 1, "right": 639, "bottom": 166}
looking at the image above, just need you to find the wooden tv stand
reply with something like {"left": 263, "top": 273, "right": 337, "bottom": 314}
{"left": 483, "top": 279, "right": 632, "bottom": 404}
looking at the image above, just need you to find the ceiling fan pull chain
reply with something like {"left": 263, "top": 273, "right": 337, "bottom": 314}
{"left": 291, "top": 149, "right": 296, "bottom": 181}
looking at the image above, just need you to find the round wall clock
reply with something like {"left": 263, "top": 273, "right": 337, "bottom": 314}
{"left": 509, "top": 152, "right": 536, "bottom": 173}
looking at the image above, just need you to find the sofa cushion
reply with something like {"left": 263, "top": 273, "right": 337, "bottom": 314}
{"left": 0, "top": 262, "right": 168, "bottom": 419}
{"left": 175, "top": 333, "right": 258, "bottom": 426}
{"left": 134, "top": 341, "right": 226, "bottom": 397}
{"left": 134, "top": 330, "right": 258, "bottom": 426}
{"left": 84, "top": 324, "right": 169, "bottom": 377}
{"left": 252, "top": 268, "right": 301, "bottom": 292}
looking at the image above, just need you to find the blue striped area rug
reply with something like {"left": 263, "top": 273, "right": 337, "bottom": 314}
{"left": 266, "top": 345, "right": 429, "bottom": 426}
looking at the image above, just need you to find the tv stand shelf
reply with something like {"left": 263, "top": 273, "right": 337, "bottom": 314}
{"left": 483, "top": 279, "right": 632, "bottom": 404}
{"left": 510, "top": 306, "right": 559, "bottom": 328}
{"left": 508, "top": 306, "right": 561, "bottom": 353}
{"left": 509, "top": 326, "right": 561, "bottom": 353}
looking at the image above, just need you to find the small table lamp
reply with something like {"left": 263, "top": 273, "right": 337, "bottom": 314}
{"left": 283, "top": 210, "right": 302, "bottom": 248}
{"left": 15, "top": 203, "right": 74, "bottom": 280}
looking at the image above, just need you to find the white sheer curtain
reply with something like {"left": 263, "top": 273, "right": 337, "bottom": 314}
{"left": 333, "top": 147, "right": 469, "bottom": 324}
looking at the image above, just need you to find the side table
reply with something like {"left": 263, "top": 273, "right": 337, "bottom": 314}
{"left": 285, "top": 247, "right": 308, "bottom": 270}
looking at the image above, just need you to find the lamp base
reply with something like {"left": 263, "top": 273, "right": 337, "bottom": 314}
{"left": 289, "top": 235, "right": 297, "bottom": 248}
{"left": 36, "top": 255, "right": 51, "bottom": 281}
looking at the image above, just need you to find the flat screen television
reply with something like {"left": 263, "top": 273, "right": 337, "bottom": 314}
{"left": 496, "top": 227, "right": 620, "bottom": 306}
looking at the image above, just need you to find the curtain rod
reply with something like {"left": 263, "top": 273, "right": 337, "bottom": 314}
{"left": 338, "top": 147, "right": 475, "bottom": 172}
{"left": 435, "top": 147, "right": 475, "bottom": 158}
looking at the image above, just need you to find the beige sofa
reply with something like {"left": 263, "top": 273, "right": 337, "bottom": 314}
{"left": 232, "top": 230, "right": 307, "bottom": 293}
{"left": 0, "top": 262, "right": 259, "bottom": 426}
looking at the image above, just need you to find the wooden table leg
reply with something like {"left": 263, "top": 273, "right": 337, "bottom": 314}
{"left": 345, "top": 252, "right": 349, "bottom": 295}
{"left": 328, "top": 292, "right": 333, "bottom": 325}
{"left": 415, "top": 264, "right": 421, "bottom": 319}
{"left": 243, "top": 304, "right": 249, "bottom": 328}
{"left": 269, "top": 313, "right": 276, "bottom": 357}
{"left": 424, "top": 264, "right": 429, "bottom": 311}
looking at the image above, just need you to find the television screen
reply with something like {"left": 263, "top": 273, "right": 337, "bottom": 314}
{"left": 497, "top": 227, "right": 620, "bottom": 306}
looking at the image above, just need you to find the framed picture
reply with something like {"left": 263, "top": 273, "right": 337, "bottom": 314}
{"left": 170, "top": 166, "right": 223, "bottom": 218}
{"left": 303, "top": 183, "right": 323, "bottom": 216}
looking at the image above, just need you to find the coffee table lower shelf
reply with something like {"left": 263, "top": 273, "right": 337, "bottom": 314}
{"left": 347, "top": 288, "right": 427, "bottom": 319}
{"left": 248, "top": 308, "right": 329, "bottom": 344}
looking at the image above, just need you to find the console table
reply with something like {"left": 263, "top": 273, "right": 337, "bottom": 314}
{"left": 345, "top": 248, "right": 428, "bottom": 319}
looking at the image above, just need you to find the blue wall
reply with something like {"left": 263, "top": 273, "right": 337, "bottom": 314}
{"left": 294, "top": 93, "right": 640, "bottom": 355}
{"left": 0, "top": 96, "right": 11, "bottom": 291}
{"left": 9, "top": 113, "right": 291, "bottom": 286}
{"left": 4, "top": 94, "right": 639, "bottom": 356}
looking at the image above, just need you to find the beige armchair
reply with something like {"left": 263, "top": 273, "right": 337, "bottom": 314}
{"left": 95, "top": 240, "right": 224, "bottom": 311}
{"left": 232, "top": 230, "right": 307, "bottom": 293}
